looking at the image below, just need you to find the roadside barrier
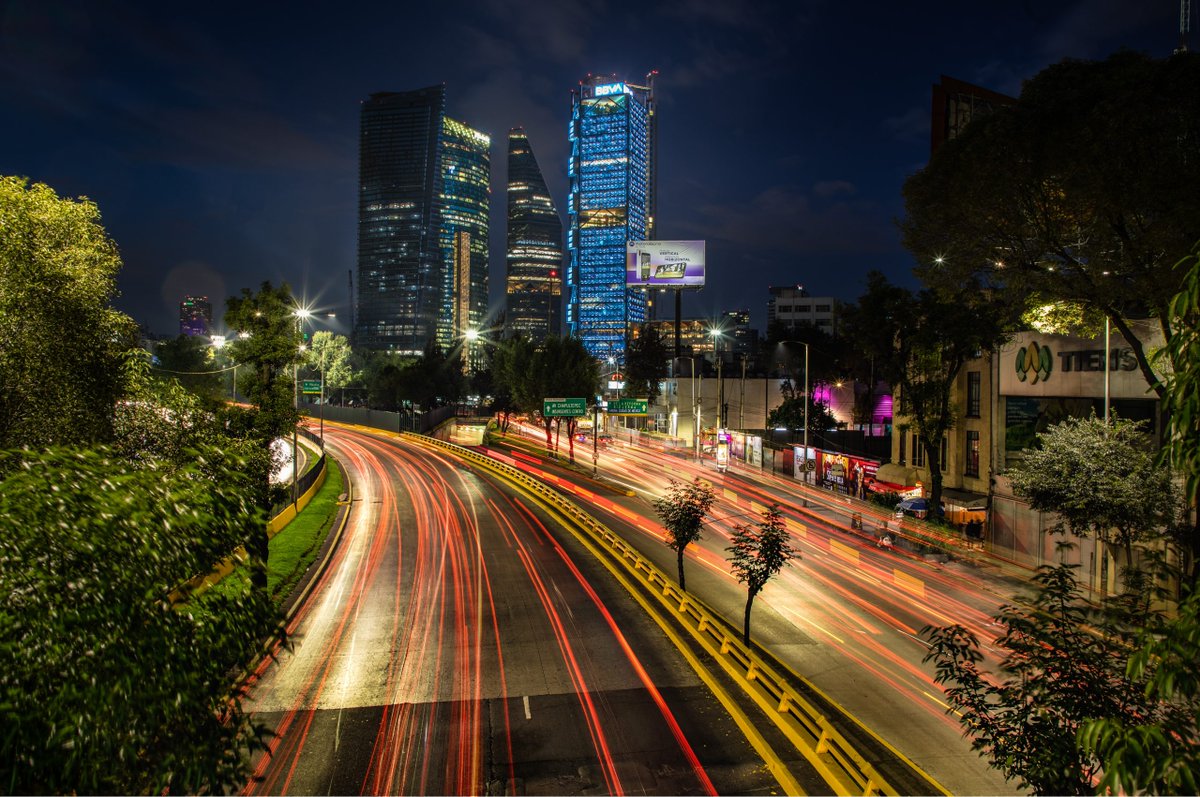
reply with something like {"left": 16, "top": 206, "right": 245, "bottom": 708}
{"left": 406, "top": 432, "right": 944, "bottom": 796}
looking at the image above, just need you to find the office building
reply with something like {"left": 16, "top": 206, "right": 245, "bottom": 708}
{"left": 439, "top": 117, "right": 491, "bottom": 371}
{"left": 179, "top": 296, "right": 211, "bottom": 337}
{"left": 930, "top": 75, "right": 1014, "bottom": 154}
{"left": 567, "top": 72, "right": 657, "bottom": 362}
{"left": 505, "top": 128, "right": 563, "bottom": 342}
{"left": 767, "top": 285, "right": 840, "bottom": 336}
{"left": 355, "top": 86, "right": 490, "bottom": 361}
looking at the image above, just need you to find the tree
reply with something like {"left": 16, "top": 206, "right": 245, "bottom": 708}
{"left": 840, "top": 272, "right": 913, "bottom": 425}
{"left": 0, "top": 176, "right": 137, "bottom": 448}
{"left": 1006, "top": 414, "right": 1182, "bottom": 598}
{"left": 153, "top": 334, "right": 225, "bottom": 404}
{"left": 653, "top": 478, "right": 716, "bottom": 591}
{"left": 923, "top": 555, "right": 1167, "bottom": 796}
{"left": 727, "top": 503, "right": 799, "bottom": 645}
{"left": 224, "top": 281, "right": 303, "bottom": 590}
{"left": 0, "top": 447, "right": 280, "bottom": 794}
{"left": 304, "top": 331, "right": 353, "bottom": 399}
{"left": 490, "top": 333, "right": 536, "bottom": 433}
{"left": 1156, "top": 244, "right": 1200, "bottom": 583}
{"left": 901, "top": 51, "right": 1200, "bottom": 401}
{"left": 1075, "top": 247, "right": 1200, "bottom": 792}
{"left": 1078, "top": 587, "right": 1200, "bottom": 795}
{"left": 766, "top": 384, "right": 838, "bottom": 442}
{"left": 624, "top": 324, "right": 672, "bottom": 404}
{"left": 856, "top": 273, "right": 1015, "bottom": 513}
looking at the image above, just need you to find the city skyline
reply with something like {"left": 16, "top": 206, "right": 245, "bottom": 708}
{"left": 0, "top": 0, "right": 1173, "bottom": 336}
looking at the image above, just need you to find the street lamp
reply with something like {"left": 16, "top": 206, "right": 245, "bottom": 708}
{"left": 710, "top": 328, "right": 725, "bottom": 429}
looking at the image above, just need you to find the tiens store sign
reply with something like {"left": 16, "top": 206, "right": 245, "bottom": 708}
{"left": 999, "top": 320, "right": 1164, "bottom": 399}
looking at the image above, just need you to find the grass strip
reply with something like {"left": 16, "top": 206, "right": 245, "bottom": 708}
{"left": 203, "top": 456, "right": 345, "bottom": 607}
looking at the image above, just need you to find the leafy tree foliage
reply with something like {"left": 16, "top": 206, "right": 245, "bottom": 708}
{"left": 923, "top": 556, "right": 1169, "bottom": 796}
{"left": 1007, "top": 414, "right": 1182, "bottom": 596}
{"left": 0, "top": 176, "right": 137, "bottom": 448}
{"left": 766, "top": 383, "right": 838, "bottom": 441}
{"left": 224, "top": 282, "right": 302, "bottom": 589}
{"left": 1079, "top": 587, "right": 1200, "bottom": 795}
{"left": 0, "top": 447, "right": 280, "bottom": 794}
{"left": 653, "top": 478, "right": 716, "bottom": 591}
{"left": 304, "top": 330, "right": 354, "bottom": 397}
{"left": 1156, "top": 245, "right": 1200, "bottom": 582}
{"left": 153, "top": 333, "right": 225, "bottom": 404}
{"left": 493, "top": 335, "right": 599, "bottom": 460}
{"left": 489, "top": 334, "right": 536, "bottom": 433}
{"left": 839, "top": 273, "right": 912, "bottom": 424}
{"left": 854, "top": 272, "right": 1015, "bottom": 512}
{"left": 901, "top": 51, "right": 1200, "bottom": 399}
{"left": 624, "top": 324, "right": 672, "bottom": 403}
{"left": 727, "top": 503, "right": 799, "bottom": 644}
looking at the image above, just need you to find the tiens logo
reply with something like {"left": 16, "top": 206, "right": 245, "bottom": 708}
{"left": 1015, "top": 341, "right": 1053, "bottom": 383}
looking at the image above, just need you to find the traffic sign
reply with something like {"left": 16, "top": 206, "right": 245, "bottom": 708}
{"left": 607, "top": 398, "right": 648, "bottom": 416}
{"left": 301, "top": 379, "right": 322, "bottom": 394}
{"left": 543, "top": 397, "right": 587, "bottom": 417}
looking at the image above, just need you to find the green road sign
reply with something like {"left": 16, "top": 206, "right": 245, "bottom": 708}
{"left": 301, "top": 379, "right": 322, "bottom": 394}
{"left": 543, "top": 397, "right": 587, "bottom": 417}
{"left": 607, "top": 398, "right": 648, "bottom": 416}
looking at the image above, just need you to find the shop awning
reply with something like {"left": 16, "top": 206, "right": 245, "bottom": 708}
{"left": 874, "top": 463, "right": 916, "bottom": 487}
{"left": 940, "top": 487, "right": 989, "bottom": 511}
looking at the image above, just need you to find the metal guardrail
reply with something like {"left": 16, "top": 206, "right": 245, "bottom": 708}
{"left": 405, "top": 432, "right": 933, "bottom": 797}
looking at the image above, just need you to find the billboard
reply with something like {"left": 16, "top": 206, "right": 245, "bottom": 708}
{"left": 625, "top": 241, "right": 705, "bottom": 288}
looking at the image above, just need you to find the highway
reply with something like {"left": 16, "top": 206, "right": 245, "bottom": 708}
{"left": 486, "top": 423, "right": 1020, "bottom": 795}
{"left": 242, "top": 424, "right": 793, "bottom": 796}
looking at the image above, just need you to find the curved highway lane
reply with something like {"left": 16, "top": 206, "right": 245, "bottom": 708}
{"left": 489, "top": 423, "right": 1018, "bottom": 795}
{"left": 242, "top": 424, "right": 785, "bottom": 796}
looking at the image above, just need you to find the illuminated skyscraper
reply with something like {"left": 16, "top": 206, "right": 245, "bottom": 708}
{"left": 567, "top": 72, "right": 657, "bottom": 362}
{"left": 505, "top": 127, "right": 563, "bottom": 342}
{"left": 179, "top": 295, "right": 211, "bottom": 337}
{"left": 438, "top": 117, "right": 490, "bottom": 370}
{"left": 355, "top": 86, "right": 490, "bottom": 359}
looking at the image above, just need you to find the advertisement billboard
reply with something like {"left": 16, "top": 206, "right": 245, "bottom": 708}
{"left": 625, "top": 241, "right": 705, "bottom": 288}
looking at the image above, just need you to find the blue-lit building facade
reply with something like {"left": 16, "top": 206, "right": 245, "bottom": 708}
{"left": 356, "top": 86, "right": 490, "bottom": 362}
{"left": 567, "top": 73, "right": 657, "bottom": 363}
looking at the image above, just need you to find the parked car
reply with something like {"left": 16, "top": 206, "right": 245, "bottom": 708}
{"left": 894, "top": 497, "right": 943, "bottom": 520}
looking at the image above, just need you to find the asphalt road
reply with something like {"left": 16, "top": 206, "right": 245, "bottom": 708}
{"left": 242, "top": 425, "right": 792, "bottom": 796}
{"left": 489, "top": 423, "right": 1021, "bottom": 796}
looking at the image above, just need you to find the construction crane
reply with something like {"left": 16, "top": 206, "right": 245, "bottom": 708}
{"left": 1178, "top": 0, "right": 1192, "bottom": 54}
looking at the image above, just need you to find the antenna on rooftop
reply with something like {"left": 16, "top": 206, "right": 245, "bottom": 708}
{"left": 1178, "top": 0, "right": 1192, "bottom": 54}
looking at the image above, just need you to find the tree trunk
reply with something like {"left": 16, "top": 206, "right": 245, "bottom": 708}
{"left": 742, "top": 592, "right": 756, "bottom": 645}
{"left": 677, "top": 549, "right": 687, "bottom": 592}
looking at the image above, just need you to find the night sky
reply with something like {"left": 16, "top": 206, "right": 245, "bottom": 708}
{"left": 1, "top": 0, "right": 1174, "bottom": 337}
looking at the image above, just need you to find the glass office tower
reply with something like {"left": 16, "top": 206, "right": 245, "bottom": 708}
{"left": 356, "top": 86, "right": 489, "bottom": 362}
{"left": 567, "top": 72, "right": 656, "bottom": 362}
{"left": 438, "top": 117, "right": 490, "bottom": 370}
{"left": 505, "top": 127, "right": 563, "bottom": 343}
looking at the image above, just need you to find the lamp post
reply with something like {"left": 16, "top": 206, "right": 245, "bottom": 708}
{"left": 292, "top": 308, "right": 313, "bottom": 506}
{"left": 710, "top": 328, "right": 725, "bottom": 430}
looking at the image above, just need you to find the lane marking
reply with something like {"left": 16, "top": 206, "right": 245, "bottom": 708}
{"left": 523, "top": 695, "right": 531, "bottom": 720}
{"left": 830, "top": 539, "right": 859, "bottom": 564}
{"left": 785, "top": 518, "right": 807, "bottom": 538}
